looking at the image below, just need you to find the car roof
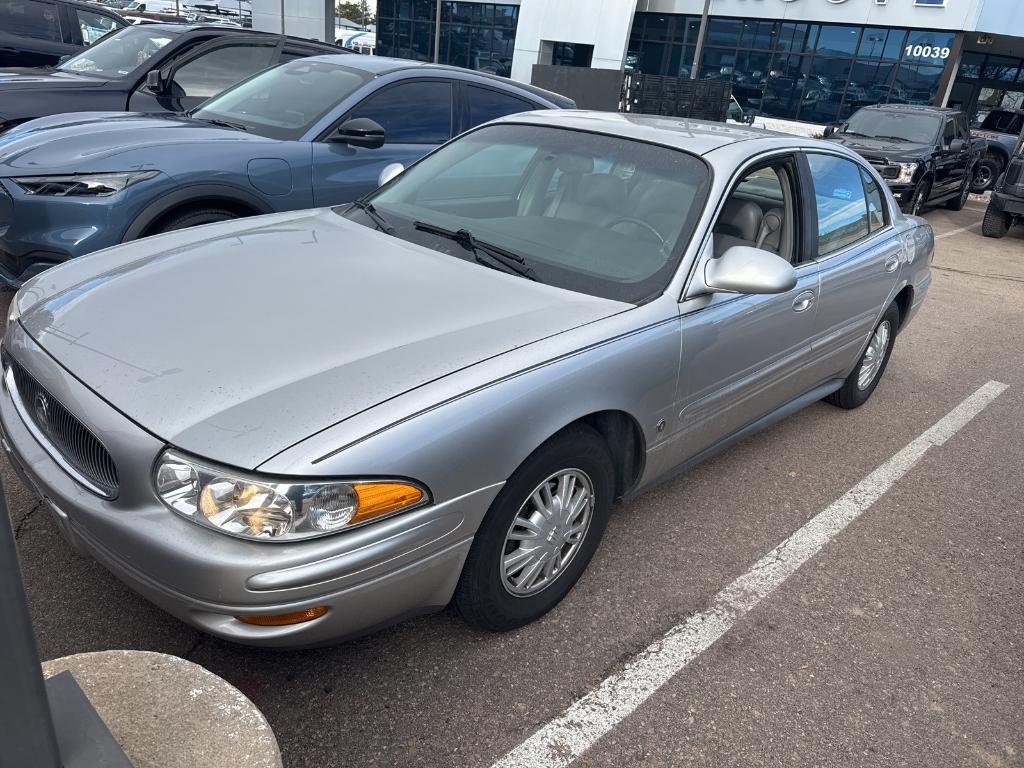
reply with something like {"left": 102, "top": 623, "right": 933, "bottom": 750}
{"left": 296, "top": 54, "right": 574, "bottom": 106}
{"left": 139, "top": 23, "right": 338, "bottom": 47}
{"left": 861, "top": 104, "right": 960, "bottom": 115}
{"left": 486, "top": 110, "right": 799, "bottom": 156}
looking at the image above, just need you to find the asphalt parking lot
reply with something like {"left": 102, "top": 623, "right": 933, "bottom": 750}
{"left": 5, "top": 200, "right": 1023, "bottom": 768}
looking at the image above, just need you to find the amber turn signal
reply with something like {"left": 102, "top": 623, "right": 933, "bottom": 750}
{"left": 351, "top": 482, "right": 425, "bottom": 524}
{"left": 236, "top": 606, "right": 328, "bottom": 626}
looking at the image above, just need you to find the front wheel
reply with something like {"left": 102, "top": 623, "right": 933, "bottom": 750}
{"left": 903, "top": 179, "right": 930, "bottom": 216}
{"left": 149, "top": 206, "right": 239, "bottom": 235}
{"left": 454, "top": 425, "right": 614, "bottom": 632}
{"left": 825, "top": 302, "right": 900, "bottom": 410}
{"left": 981, "top": 201, "right": 1011, "bottom": 238}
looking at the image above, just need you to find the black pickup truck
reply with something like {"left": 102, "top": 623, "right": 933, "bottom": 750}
{"left": 825, "top": 104, "right": 982, "bottom": 216}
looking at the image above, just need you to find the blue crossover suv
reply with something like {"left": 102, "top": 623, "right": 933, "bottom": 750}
{"left": 0, "top": 55, "right": 572, "bottom": 285}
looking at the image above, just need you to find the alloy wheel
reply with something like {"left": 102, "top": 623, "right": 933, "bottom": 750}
{"left": 857, "top": 320, "right": 891, "bottom": 390}
{"left": 500, "top": 469, "right": 595, "bottom": 597}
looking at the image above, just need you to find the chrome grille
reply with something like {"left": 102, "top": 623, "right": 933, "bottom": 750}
{"left": 9, "top": 360, "right": 118, "bottom": 497}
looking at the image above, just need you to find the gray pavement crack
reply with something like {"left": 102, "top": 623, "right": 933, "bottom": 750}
{"left": 13, "top": 500, "right": 44, "bottom": 540}
{"left": 932, "top": 265, "right": 1024, "bottom": 284}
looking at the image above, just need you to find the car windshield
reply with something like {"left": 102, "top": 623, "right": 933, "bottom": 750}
{"left": 348, "top": 123, "right": 711, "bottom": 304}
{"left": 191, "top": 59, "right": 371, "bottom": 140}
{"left": 58, "top": 25, "right": 177, "bottom": 78}
{"left": 840, "top": 110, "right": 940, "bottom": 145}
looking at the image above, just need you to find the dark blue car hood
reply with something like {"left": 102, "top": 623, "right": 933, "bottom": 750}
{"left": 0, "top": 112, "right": 282, "bottom": 175}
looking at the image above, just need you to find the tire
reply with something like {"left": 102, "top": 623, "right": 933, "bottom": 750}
{"left": 149, "top": 206, "right": 239, "bottom": 235}
{"left": 981, "top": 201, "right": 1010, "bottom": 238}
{"left": 454, "top": 424, "right": 614, "bottom": 632}
{"left": 944, "top": 175, "right": 971, "bottom": 211}
{"left": 903, "top": 179, "right": 930, "bottom": 216}
{"left": 825, "top": 302, "right": 900, "bottom": 410}
{"left": 970, "top": 156, "right": 1001, "bottom": 193}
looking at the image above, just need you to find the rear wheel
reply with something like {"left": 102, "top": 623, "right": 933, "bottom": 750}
{"left": 149, "top": 207, "right": 239, "bottom": 235}
{"left": 825, "top": 302, "right": 900, "bottom": 410}
{"left": 971, "top": 156, "right": 1001, "bottom": 193}
{"left": 981, "top": 201, "right": 1011, "bottom": 238}
{"left": 454, "top": 425, "right": 614, "bottom": 632}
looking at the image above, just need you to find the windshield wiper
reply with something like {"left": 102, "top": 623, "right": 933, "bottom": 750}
{"left": 871, "top": 135, "right": 912, "bottom": 143}
{"left": 195, "top": 117, "right": 248, "bottom": 132}
{"left": 351, "top": 200, "right": 395, "bottom": 235}
{"left": 839, "top": 131, "right": 872, "bottom": 138}
{"left": 413, "top": 221, "right": 538, "bottom": 281}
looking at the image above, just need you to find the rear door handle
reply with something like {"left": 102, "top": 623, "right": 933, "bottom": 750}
{"left": 884, "top": 255, "right": 900, "bottom": 273}
{"left": 792, "top": 290, "right": 815, "bottom": 313}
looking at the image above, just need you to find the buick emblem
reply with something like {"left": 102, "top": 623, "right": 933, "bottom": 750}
{"left": 33, "top": 391, "right": 50, "bottom": 431}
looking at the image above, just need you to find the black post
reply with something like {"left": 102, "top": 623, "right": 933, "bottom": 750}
{"left": 0, "top": 482, "right": 63, "bottom": 768}
{"left": 0, "top": 480, "right": 133, "bottom": 768}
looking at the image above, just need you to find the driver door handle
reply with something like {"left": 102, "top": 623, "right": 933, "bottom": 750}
{"left": 792, "top": 290, "right": 815, "bottom": 313}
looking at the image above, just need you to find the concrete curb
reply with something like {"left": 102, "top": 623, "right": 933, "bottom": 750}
{"left": 43, "top": 650, "right": 282, "bottom": 768}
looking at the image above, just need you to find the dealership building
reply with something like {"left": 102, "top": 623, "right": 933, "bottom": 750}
{"left": 253, "top": 0, "right": 1024, "bottom": 125}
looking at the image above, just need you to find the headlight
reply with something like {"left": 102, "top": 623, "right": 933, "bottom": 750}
{"left": 12, "top": 171, "right": 159, "bottom": 197}
{"left": 894, "top": 162, "right": 918, "bottom": 185}
{"left": 154, "top": 450, "right": 429, "bottom": 541}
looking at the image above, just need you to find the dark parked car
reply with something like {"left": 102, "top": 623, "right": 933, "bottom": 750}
{"left": 981, "top": 124, "right": 1024, "bottom": 238}
{"left": 970, "top": 109, "right": 1024, "bottom": 193}
{"left": 0, "top": 23, "right": 342, "bottom": 134}
{"left": 0, "top": 0, "right": 126, "bottom": 69}
{"left": 0, "top": 55, "right": 573, "bottom": 284}
{"left": 825, "top": 104, "right": 981, "bottom": 216}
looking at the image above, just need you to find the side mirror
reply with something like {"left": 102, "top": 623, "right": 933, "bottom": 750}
{"left": 704, "top": 245, "right": 797, "bottom": 295}
{"left": 949, "top": 138, "right": 966, "bottom": 152}
{"left": 377, "top": 162, "right": 405, "bottom": 187}
{"left": 741, "top": 109, "right": 759, "bottom": 125}
{"left": 145, "top": 69, "right": 167, "bottom": 94}
{"left": 823, "top": 123, "right": 838, "bottom": 137}
{"left": 331, "top": 117, "right": 385, "bottom": 149}
{"left": 57, "top": 54, "right": 71, "bottom": 65}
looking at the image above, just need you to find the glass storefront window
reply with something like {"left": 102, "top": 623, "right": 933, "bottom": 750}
{"left": 816, "top": 25, "right": 860, "bottom": 56}
{"left": 982, "top": 56, "right": 1021, "bottom": 83}
{"left": 857, "top": 27, "right": 905, "bottom": 61}
{"left": 902, "top": 30, "right": 954, "bottom": 65}
{"left": 892, "top": 64, "right": 945, "bottom": 106}
{"left": 740, "top": 20, "right": 775, "bottom": 50}
{"left": 706, "top": 18, "right": 741, "bottom": 47}
{"left": 775, "top": 23, "right": 809, "bottom": 53}
{"left": 800, "top": 58, "right": 852, "bottom": 123}
{"left": 700, "top": 46, "right": 736, "bottom": 80}
{"left": 958, "top": 52, "right": 984, "bottom": 80}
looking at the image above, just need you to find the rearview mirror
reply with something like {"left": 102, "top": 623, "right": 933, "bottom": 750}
{"left": 331, "top": 117, "right": 385, "bottom": 149}
{"left": 704, "top": 246, "right": 797, "bottom": 295}
{"left": 378, "top": 162, "right": 405, "bottom": 187}
{"left": 145, "top": 69, "right": 167, "bottom": 94}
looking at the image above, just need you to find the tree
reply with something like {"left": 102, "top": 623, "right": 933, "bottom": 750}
{"left": 336, "top": 1, "right": 374, "bottom": 27}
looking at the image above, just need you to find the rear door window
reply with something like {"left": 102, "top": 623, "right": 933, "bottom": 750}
{"left": 171, "top": 42, "right": 277, "bottom": 100}
{"left": 466, "top": 85, "right": 535, "bottom": 129}
{"left": 349, "top": 80, "right": 453, "bottom": 144}
{"left": 861, "top": 170, "right": 886, "bottom": 232}
{"left": 0, "top": 0, "right": 62, "bottom": 42}
{"left": 806, "top": 153, "right": 871, "bottom": 256}
{"left": 74, "top": 7, "right": 122, "bottom": 45}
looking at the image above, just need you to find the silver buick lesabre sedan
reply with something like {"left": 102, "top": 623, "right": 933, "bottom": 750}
{"left": 0, "top": 112, "right": 932, "bottom": 647}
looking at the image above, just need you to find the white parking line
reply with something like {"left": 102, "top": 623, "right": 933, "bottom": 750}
{"left": 491, "top": 380, "right": 1009, "bottom": 768}
{"left": 936, "top": 223, "right": 983, "bottom": 240}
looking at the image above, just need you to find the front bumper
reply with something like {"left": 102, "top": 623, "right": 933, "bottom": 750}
{"left": 0, "top": 176, "right": 166, "bottom": 287}
{"left": 0, "top": 324, "right": 499, "bottom": 647}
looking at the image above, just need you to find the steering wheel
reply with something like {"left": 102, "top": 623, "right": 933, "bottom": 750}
{"left": 605, "top": 217, "right": 666, "bottom": 246}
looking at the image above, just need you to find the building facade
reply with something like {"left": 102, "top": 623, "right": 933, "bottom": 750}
{"left": 265, "top": 0, "right": 1024, "bottom": 126}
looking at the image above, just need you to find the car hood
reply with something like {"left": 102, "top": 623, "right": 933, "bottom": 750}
{"left": 0, "top": 67, "right": 106, "bottom": 87}
{"left": 19, "top": 209, "right": 628, "bottom": 469}
{"left": 0, "top": 112, "right": 277, "bottom": 173}
{"left": 826, "top": 134, "right": 932, "bottom": 162}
